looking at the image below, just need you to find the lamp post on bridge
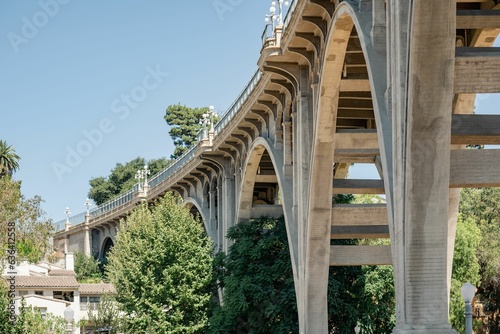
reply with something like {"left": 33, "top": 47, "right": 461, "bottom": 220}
{"left": 135, "top": 169, "right": 144, "bottom": 192}
{"left": 84, "top": 198, "right": 91, "bottom": 257}
{"left": 135, "top": 164, "right": 150, "bottom": 200}
{"left": 200, "top": 106, "right": 216, "bottom": 145}
{"left": 265, "top": 0, "right": 289, "bottom": 29}
{"left": 64, "top": 207, "right": 71, "bottom": 231}
{"left": 85, "top": 198, "right": 91, "bottom": 215}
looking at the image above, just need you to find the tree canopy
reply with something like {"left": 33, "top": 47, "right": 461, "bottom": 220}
{"left": 209, "top": 214, "right": 396, "bottom": 334}
{"left": 0, "top": 140, "right": 20, "bottom": 178}
{"left": 106, "top": 193, "right": 214, "bottom": 333}
{"left": 74, "top": 252, "right": 104, "bottom": 283}
{"left": 0, "top": 177, "right": 53, "bottom": 263}
{"left": 88, "top": 157, "right": 172, "bottom": 205}
{"left": 458, "top": 187, "right": 500, "bottom": 331}
{"left": 209, "top": 216, "right": 298, "bottom": 333}
{"left": 164, "top": 104, "right": 218, "bottom": 159}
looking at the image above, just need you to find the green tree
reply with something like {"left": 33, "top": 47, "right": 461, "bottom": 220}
{"left": 88, "top": 157, "right": 172, "bottom": 205}
{"left": 449, "top": 215, "right": 482, "bottom": 333}
{"left": 209, "top": 215, "right": 394, "bottom": 334}
{"left": 106, "top": 193, "right": 214, "bottom": 333}
{"left": 74, "top": 252, "right": 103, "bottom": 283}
{"left": 0, "top": 140, "right": 20, "bottom": 178}
{"left": 86, "top": 294, "right": 123, "bottom": 333}
{"left": 459, "top": 188, "right": 500, "bottom": 331}
{"left": 0, "top": 177, "right": 53, "bottom": 263}
{"left": 164, "top": 104, "right": 218, "bottom": 159}
{"left": 209, "top": 216, "right": 298, "bottom": 334}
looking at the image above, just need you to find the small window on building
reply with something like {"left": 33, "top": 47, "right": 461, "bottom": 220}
{"left": 34, "top": 291, "right": 43, "bottom": 296}
{"left": 80, "top": 297, "right": 88, "bottom": 310}
{"left": 18, "top": 290, "right": 28, "bottom": 296}
{"left": 89, "top": 296, "right": 100, "bottom": 303}
{"left": 53, "top": 291, "right": 74, "bottom": 302}
{"left": 83, "top": 296, "right": 101, "bottom": 310}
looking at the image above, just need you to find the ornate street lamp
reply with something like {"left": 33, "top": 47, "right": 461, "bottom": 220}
{"left": 461, "top": 281, "right": 475, "bottom": 334}
{"left": 135, "top": 169, "right": 144, "bottom": 192}
{"left": 63, "top": 306, "right": 74, "bottom": 334}
{"left": 143, "top": 164, "right": 150, "bottom": 185}
{"left": 265, "top": 0, "right": 289, "bottom": 28}
{"left": 64, "top": 207, "right": 71, "bottom": 230}
{"left": 85, "top": 198, "right": 91, "bottom": 215}
{"left": 208, "top": 105, "right": 216, "bottom": 133}
{"left": 199, "top": 113, "right": 210, "bottom": 139}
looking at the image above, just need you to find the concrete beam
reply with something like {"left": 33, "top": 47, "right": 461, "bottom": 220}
{"left": 333, "top": 115, "right": 500, "bottom": 147}
{"left": 332, "top": 179, "right": 385, "bottom": 194}
{"left": 337, "top": 109, "right": 375, "bottom": 119}
{"left": 339, "top": 79, "right": 371, "bottom": 92}
{"left": 254, "top": 174, "right": 278, "bottom": 183}
{"left": 331, "top": 225, "right": 389, "bottom": 239}
{"left": 457, "top": 10, "right": 500, "bottom": 29}
{"left": 334, "top": 151, "right": 378, "bottom": 163}
{"left": 451, "top": 114, "right": 500, "bottom": 145}
{"left": 331, "top": 204, "right": 387, "bottom": 226}
{"left": 335, "top": 130, "right": 379, "bottom": 149}
{"left": 330, "top": 245, "right": 392, "bottom": 266}
{"left": 455, "top": 47, "right": 500, "bottom": 93}
{"left": 250, "top": 205, "right": 283, "bottom": 219}
{"left": 450, "top": 149, "right": 500, "bottom": 188}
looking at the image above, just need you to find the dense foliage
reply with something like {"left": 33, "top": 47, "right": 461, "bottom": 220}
{"left": 86, "top": 294, "right": 123, "bottom": 333}
{"left": 106, "top": 193, "right": 214, "bottom": 333}
{"left": 0, "top": 177, "right": 53, "bottom": 263}
{"left": 449, "top": 215, "right": 482, "bottom": 333}
{"left": 209, "top": 214, "right": 396, "bottom": 334}
{"left": 74, "top": 252, "right": 104, "bottom": 283}
{"left": 88, "top": 157, "right": 172, "bottom": 205}
{"left": 458, "top": 187, "right": 500, "bottom": 332}
{"left": 164, "top": 104, "right": 217, "bottom": 159}
{"left": 209, "top": 216, "right": 298, "bottom": 333}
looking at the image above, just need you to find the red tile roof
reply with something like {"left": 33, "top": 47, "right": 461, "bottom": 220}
{"left": 6, "top": 276, "right": 79, "bottom": 289}
{"left": 79, "top": 283, "right": 115, "bottom": 295}
{"left": 48, "top": 270, "right": 76, "bottom": 277}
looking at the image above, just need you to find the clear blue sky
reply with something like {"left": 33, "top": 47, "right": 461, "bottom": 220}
{"left": 1, "top": 1, "right": 274, "bottom": 222}
{"left": 1, "top": 2, "right": 498, "bottom": 223}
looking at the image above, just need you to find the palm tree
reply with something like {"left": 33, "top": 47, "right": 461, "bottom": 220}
{"left": 0, "top": 140, "right": 20, "bottom": 178}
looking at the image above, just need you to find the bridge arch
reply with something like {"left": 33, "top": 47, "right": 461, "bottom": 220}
{"left": 237, "top": 136, "right": 298, "bottom": 295}
{"left": 100, "top": 236, "right": 114, "bottom": 263}
{"left": 183, "top": 197, "right": 209, "bottom": 232}
{"left": 305, "top": 3, "right": 388, "bottom": 332}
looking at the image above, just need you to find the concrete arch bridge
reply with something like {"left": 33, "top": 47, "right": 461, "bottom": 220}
{"left": 54, "top": 0, "right": 500, "bottom": 332}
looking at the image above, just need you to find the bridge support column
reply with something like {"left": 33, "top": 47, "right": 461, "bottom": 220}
{"left": 223, "top": 158, "right": 236, "bottom": 251}
{"left": 209, "top": 189, "right": 217, "bottom": 242}
{"left": 389, "top": 1, "right": 456, "bottom": 332}
{"left": 282, "top": 117, "right": 293, "bottom": 177}
{"left": 83, "top": 213, "right": 91, "bottom": 257}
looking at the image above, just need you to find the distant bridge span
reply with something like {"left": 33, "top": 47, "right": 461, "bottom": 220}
{"left": 55, "top": 1, "right": 500, "bottom": 332}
